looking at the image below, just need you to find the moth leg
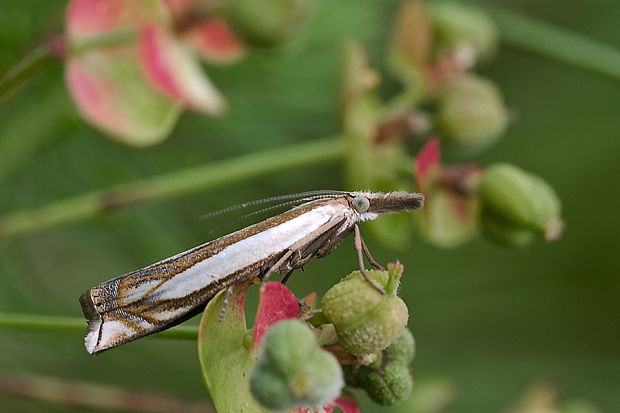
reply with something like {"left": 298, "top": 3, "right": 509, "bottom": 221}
{"left": 262, "top": 249, "right": 294, "bottom": 284}
{"left": 354, "top": 224, "right": 386, "bottom": 295}
{"left": 218, "top": 286, "right": 235, "bottom": 321}
{"left": 359, "top": 232, "right": 384, "bottom": 270}
{"left": 263, "top": 216, "right": 343, "bottom": 284}
{"left": 281, "top": 268, "right": 295, "bottom": 285}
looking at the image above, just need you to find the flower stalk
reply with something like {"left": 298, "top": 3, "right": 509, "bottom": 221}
{"left": 0, "top": 136, "right": 345, "bottom": 239}
{"left": 0, "top": 313, "right": 198, "bottom": 340}
{"left": 0, "top": 40, "right": 62, "bottom": 105}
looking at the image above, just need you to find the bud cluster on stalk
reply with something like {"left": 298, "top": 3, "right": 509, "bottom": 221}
{"left": 322, "top": 262, "right": 415, "bottom": 406}
{"left": 322, "top": 262, "right": 409, "bottom": 355}
{"left": 242, "top": 263, "right": 415, "bottom": 411}
{"left": 338, "top": 1, "right": 553, "bottom": 251}
{"left": 250, "top": 320, "right": 344, "bottom": 411}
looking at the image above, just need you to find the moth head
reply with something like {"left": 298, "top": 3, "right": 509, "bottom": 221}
{"left": 349, "top": 191, "right": 424, "bottom": 220}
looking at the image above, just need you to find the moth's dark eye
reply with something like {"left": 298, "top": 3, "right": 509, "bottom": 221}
{"left": 352, "top": 195, "right": 370, "bottom": 213}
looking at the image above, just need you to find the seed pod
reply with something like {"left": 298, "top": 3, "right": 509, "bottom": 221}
{"left": 385, "top": 327, "right": 415, "bottom": 365}
{"left": 322, "top": 263, "right": 408, "bottom": 355}
{"left": 249, "top": 320, "right": 343, "bottom": 410}
{"left": 480, "top": 208, "right": 536, "bottom": 248}
{"left": 430, "top": 1, "right": 499, "bottom": 62}
{"left": 436, "top": 74, "right": 508, "bottom": 151}
{"left": 361, "top": 362, "right": 413, "bottom": 406}
{"left": 343, "top": 361, "right": 413, "bottom": 406}
{"left": 343, "top": 328, "right": 415, "bottom": 405}
{"left": 479, "top": 163, "right": 563, "bottom": 245}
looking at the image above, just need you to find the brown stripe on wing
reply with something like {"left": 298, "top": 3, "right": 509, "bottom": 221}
{"left": 81, "top": 197, "right": 351, "bottom": 353}
{"left": 90, "top": 215, "right": 349, "bottom": 353}
{"left": 89, "top": 249, "right": 289, "bottom": 352}
{"left": 97, "top": 197, "right": 343, "bottom": 311}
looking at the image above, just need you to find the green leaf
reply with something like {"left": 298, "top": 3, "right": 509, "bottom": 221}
{"left": 197, "top": 283, "right": 271, "bottom": 413}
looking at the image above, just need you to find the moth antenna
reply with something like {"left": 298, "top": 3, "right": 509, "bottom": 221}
{"left": 207, "top": 194, "right": 344, "bottom": 235}
{"left": 200, "top": 190, "right": 347, "bottom": 220}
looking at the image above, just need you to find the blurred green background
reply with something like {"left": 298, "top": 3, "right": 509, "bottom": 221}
{"left": 1, "top": 0, "right": 619, "bottom": 412}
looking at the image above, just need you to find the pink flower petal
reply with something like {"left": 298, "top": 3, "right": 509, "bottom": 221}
{"left": 334, "top": 393, "right": 361, "bottom": 413}
{"left": 139, "top": 25, "right": 184, "bottom": 99}
{"left": 252, "top": 282, "right": 299, "bottom": 353}
{"left": 188, "top": 19, "right": 246, "bottom": 64}
{"left": 415, "top": 138, "right": 441, "bottom": 185}
{"left": 66, "top": 59, "right": 126, "bottom": 130}
{"left": 138, "top": 24, "right": 226, "bottom": 114}
{"left": 66, "top": 50, "right": 181, "bottom": 146}
{"left": 66, "top": 0, "right": 167, "bottom": 40}
{"left": 293, "top": 393, "right": 359, "bottom": 413}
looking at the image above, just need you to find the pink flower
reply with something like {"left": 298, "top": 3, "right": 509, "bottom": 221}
{"left": 414, "top": 139, "right": 482, "bottom": 248}
{"left": 65, "top": 0, "right": 244, "bottom": 145}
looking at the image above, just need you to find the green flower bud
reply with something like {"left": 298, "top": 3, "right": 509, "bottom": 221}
{"left": 385, "top": 327, "right": 415, "bottom": 365}
{"left": 226, "top": 0, "right": 314, "bottom": 48}
{"left": 343, "top": 328, "right": 415, "bottom": 405}
{"left": 436, "top": 74, "right": 509, "bottom": 152}
{"left": 479, "top": 163, "right": 563, "bottom": 246}
{"left": 430, "top": 1, "right": 499, "bottom": 62}
{"left": 322, "top": 263, "right": 409, "bottom": 355}
{"left": 344, "top": 362, "right": 413, "bottom": 406}
{"left": 480, "top": 208, "right": 536, "bottom": 248}
{"left": 297, "top": 350, "right": 343, "bottom": 403}
{"left": 363, "top": 363, "right": 413, "bottom": 406}
{"left": 250, "top": 368, "right": 295, "bottom": 409}
{"left": 262, "top": 320, "right": 318, "bottom": 378}
{"left": 250, "top": 320, "right": 344, "bottom": 410}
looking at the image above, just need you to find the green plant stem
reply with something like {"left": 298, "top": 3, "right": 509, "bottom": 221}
{"left": 0, "top": 43, "right": 57, "bottom": 106}
{"left": 0, "top": 137, "right": 345, "bottom": 239}
{"left": 0, "top": 374, "right": 215, "bottom": 413}
{"left": 477, "top": 2, "right": 620, "bottom": 81}
{"left": 0, "top": 313, "right": 198, "bottom": 340}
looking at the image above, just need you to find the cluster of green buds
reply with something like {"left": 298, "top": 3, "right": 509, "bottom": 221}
{"left": 338, "top": 1, "right": 516, "bottom": 250}
{"left": 198, "top": 265, "right": 414, "bottom": 413}
{"left": 343, "top": 328, "right": 415, "bottom": 405}
{"left": 427, "top": 1, "right": 508, "bottom": 152}
{"left": 250, "top": 320, "right": 344, "bottom": 410}
{"left": 322, "top": 263, "right": 409, "bottom": 355}
{"left": 413, "top": 139, "right": 564, "bottom": 249}
{"left": 321, "top": 262, "right": 415, "bottom": 406}
{"left": 380, "top": 0, "right": 508, "bottom": 151}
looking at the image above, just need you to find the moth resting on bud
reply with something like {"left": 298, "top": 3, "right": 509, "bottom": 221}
{"left": 322, "top": 262, "right": 409, "bottom": 355}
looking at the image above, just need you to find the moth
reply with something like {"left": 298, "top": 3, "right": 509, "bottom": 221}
{"left": 80, "top": 190, "right": 424, "bottom": 354}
